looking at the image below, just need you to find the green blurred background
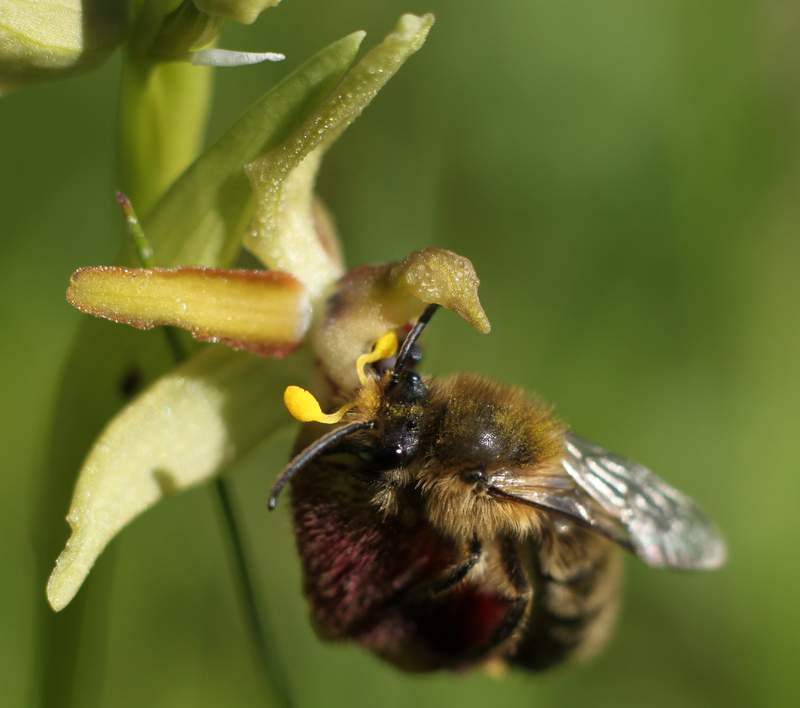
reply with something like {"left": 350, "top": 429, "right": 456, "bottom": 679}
{"left": 2, "top": 1, "right": 798, "bottom": 706}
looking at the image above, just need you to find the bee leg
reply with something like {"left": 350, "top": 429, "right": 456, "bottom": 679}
{"left": 474, "top": 536, "right": 532, "bottom": 657}
{"left": 501, "top": 535, "right": 529, "bottom": 594}
{"left": 429, "top": 535, "right": 482, "bottom": 596}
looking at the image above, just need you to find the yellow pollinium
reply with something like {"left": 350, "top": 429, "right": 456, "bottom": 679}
{"left": 356, "top": 331, "right": 398, "bottom": 385}
{"left": 284, "top": 330, "right": 398, "bottom": 424}
{"left": 283, "top": 386, "right": 353, "bottom": 424}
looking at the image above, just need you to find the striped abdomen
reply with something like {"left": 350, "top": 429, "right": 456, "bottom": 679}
{"left": 510, "top": 523, "right": 621, "bottom": 670}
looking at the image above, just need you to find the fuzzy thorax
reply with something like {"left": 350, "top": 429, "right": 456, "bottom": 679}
{"left": 370, "top": 372, "right": 566, "bottom": 542}
{"left": 282, "top": 329, "right": 566, "bottom": 546}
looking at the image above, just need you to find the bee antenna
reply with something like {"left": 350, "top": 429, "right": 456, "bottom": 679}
{"left": 394, "top": 304, "right": 440, "bottom": 372}
{"left": 267, "top": 420, "right": 374, "bottom": 510}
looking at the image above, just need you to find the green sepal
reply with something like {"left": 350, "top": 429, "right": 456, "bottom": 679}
{"left": 134, "top": 30, "right": 365, "bottom": 267}
{"left": 46, "top": 344, "right": 310, "bottom": 611}
{"left": 244, "top": 13, "right": 435, "bottom": 302}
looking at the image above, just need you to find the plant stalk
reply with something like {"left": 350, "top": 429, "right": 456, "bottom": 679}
{"left": 214, "top": 478, "right": 294, "bottom": 707}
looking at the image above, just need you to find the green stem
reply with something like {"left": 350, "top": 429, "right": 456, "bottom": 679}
{"left": 121, "top": 195, "right": 293, "bottom": 706}
{"left": 214, "top": 479, "right": 294, "bottom": 707}
{"left": 116, "top": 192, "right": 185, "bottom": 361}
{"left": 118, "top": 51, "right": 212, "bottom": 215}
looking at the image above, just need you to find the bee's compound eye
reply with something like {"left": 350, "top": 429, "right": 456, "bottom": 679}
{"left": 461, "top": 469, "right": 486, "bottom": 485}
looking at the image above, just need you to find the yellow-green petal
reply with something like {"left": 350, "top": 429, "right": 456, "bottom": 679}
{"left": 67, "top": 266, "right": 311, "bottom": 357}
{"left": 313, "top": 247, "right": 490, "bottom": 392}
{"left": 243, "top": 13, "right": 435, "bottom": 301}
{"left": 136, "top": 30, "right": 365, "bottom": 268}
{"left": 46, "top": 344, "right": 309, "bottom": 611}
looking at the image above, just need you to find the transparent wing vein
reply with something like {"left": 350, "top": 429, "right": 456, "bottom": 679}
{"left": 561, "top": 433, "right": 727, "bottom": 570}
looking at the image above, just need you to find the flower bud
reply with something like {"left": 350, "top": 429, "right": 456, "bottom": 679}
{"left": 0, "top": 0, "right": 125, "bottom": 93}
{"left": 193, "top": 0, "right": 281, "bottom": 25}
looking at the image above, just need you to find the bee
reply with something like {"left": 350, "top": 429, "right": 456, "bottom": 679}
{"left": 268, "top": 305, "right": 726, "bottom": 672}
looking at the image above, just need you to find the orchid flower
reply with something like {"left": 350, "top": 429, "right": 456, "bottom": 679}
{"left": 45, "top": 14, "right": 493, "bottom": 620}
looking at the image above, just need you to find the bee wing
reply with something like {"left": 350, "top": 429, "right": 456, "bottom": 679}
{"left": 488, "top": 432, "right": 727, "bottom": 570}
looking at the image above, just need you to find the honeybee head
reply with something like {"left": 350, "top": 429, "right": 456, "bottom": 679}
{"left": 267, "top": 305, "right": 439, "bottom": 509}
